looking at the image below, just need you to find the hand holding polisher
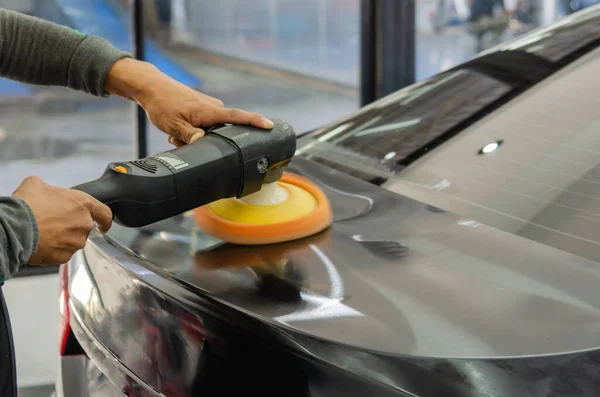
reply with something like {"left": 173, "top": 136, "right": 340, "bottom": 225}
{"left": 73, "top": 120, "right": 296, "bottom": 228}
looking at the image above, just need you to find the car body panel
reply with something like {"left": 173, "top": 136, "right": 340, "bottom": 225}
{"left": 85, "top": 155, "right": 600, "bottom": 358}
{"left": 65, "top": 154, "right": 600, "bottom": 396}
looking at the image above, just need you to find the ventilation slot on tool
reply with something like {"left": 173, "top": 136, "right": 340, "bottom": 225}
{"left": 131, "top": 160, "right": 158, "bottom": 174}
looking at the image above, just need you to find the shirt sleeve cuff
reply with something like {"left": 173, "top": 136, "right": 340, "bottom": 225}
{"left": 68, "top": 35, "right": 132, "bottom": 97}
{"left": 0, "top": 197, "right": 39, "bottom": 279}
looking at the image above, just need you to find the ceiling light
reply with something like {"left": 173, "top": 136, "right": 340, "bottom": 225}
{"left": 479, "top": 140, "right": 503, "bottom": 155}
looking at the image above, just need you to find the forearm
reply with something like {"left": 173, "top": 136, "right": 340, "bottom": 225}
{"left": 0, "top": 8, "right": 131, "bottom": 96}
{"left": 104, "top": 57, "right": 160, "bottom": 102}
{"left": 0, "top": 197, "right": 39, "bottom": 280}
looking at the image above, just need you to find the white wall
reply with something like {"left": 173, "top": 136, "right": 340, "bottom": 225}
{"left": 3, "top": 274, "right": 59, "bottom": 388}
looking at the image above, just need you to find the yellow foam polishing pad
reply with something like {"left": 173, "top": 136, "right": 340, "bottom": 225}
{"left": 193, "top": 172, "right": 333, "bottom": 245}
{"left": 209, "top": 182, "right": 317, "bottom": 224}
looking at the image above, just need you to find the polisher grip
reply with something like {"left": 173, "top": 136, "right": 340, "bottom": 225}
{"left": 73, "top": 173, "right": 121, "bottom": 206}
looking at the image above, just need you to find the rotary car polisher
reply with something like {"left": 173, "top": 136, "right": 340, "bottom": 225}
{"left": 73, "top": 119, "right": 333, "bottom": 244}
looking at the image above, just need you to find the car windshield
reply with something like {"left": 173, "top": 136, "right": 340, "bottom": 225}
{"left": 297, "top": 68, "right": 513, "bottom": 184}
{"left": 297, "top": 22, "right": 600, "bottom": 263}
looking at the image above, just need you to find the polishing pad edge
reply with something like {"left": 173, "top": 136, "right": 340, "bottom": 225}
{"left": 192, "top": 172, "right": 333, "bottom": 245}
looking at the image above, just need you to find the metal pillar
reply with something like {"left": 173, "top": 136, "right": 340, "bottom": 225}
{"left": 360, "top": 0, "right": 416, "bottom": 107}
{"left": 132, "top": 0, "right": 148, "bottom": 159}
{"left": 360, "top": 0, "right": 376, "bottom": 107}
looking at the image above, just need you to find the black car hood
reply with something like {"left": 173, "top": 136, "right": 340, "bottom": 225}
{"left": 96, "top": 155, "right": 600, "bottom": 360}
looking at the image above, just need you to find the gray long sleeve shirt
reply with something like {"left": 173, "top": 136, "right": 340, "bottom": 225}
{"left": 0, "top": 9, "right": 131, "bottom": 280}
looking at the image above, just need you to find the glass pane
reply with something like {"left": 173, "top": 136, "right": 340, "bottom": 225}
{"left": 143, "top": 0, "right": 361, "bottom": 155}
{"left": 0, "top": 1, "right": 135, "bottom": 195}
{"left": 298, "top": 69, "right": 512, "bottom": 184}
{"left": 416, "top": 0, "right": 600, "bottom": 80}
{"left": 390, "top": 48, "right": 600, "bottom": 263}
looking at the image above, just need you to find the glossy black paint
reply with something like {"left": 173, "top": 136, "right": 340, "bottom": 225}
{"left": 68, "top": 154, "right": 600, "bottom": 396}
{"left": 66, "top": 6, "right": 600, "bottom": 397}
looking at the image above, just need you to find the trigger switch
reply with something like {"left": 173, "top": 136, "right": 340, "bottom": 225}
{"left": 113, "top": 165, "right": 128, "bottom": 173}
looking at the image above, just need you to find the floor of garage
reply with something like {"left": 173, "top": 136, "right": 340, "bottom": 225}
{"left": 18, "top": 385, "right": 56, "bottom": 397}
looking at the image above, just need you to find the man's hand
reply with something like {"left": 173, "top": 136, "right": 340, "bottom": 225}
{"left": 12, "top": 177, "right": 113, "bottom": 266}
{"left": 105, "top": 58, "right": 274, "bottom": 147}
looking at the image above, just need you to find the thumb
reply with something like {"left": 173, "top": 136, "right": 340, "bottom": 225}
{"left": 172, "top": 122, "right": 205, "bottom": 144}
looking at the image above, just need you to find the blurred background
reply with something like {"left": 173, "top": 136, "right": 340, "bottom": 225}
{"left": 0, "top": 0, "right": 598, "bottom": 393}
{"left": 0, "top": 0, "right": 596, "bottom": 195}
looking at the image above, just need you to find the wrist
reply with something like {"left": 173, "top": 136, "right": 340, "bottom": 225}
{"left": 104, "top": 58, "right": 160, "bottom": 103}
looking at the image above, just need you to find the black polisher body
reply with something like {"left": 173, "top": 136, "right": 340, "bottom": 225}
{"left": 73, "top": 119, "right": 296, "bottom": 227}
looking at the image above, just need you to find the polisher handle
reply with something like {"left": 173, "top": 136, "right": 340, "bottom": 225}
{"left": 72, "top": 172, "right": 121, "bottom": 206}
